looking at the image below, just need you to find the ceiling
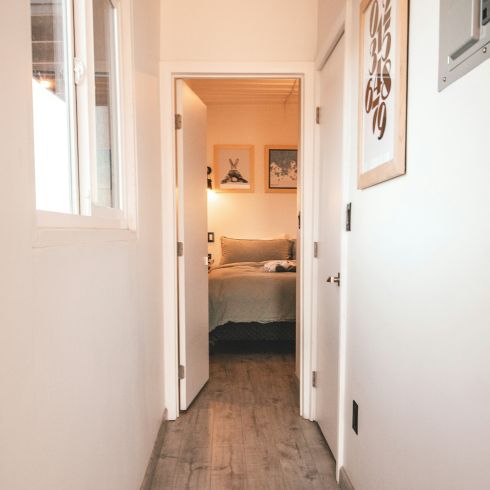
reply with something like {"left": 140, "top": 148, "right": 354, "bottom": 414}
{"left": 185, "top": 78, "right": 300, "bottom": 106}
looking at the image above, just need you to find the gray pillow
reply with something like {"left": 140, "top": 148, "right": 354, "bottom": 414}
{"left": 220, "top": 237, "right": 291, "bottom": 265}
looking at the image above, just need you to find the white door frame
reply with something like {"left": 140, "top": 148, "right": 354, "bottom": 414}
{"left": 313, "top": 6, "right": 348, "bottom": 478}
{"left": 160, "top": 61, "right": 317, "bottom": 421}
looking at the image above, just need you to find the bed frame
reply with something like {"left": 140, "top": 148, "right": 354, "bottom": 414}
{"left": 209, "top": 321, "right": 296, "bottom": 353}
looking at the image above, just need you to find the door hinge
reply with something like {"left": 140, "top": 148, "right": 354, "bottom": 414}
{"left": 298, "top": 212, "right": 301, "bottom": 230}
{"left": 178, "top": 365, "right": 185, "bottom": 379}
{"left": 316, "top": 107, "right": 321, "bottom": 124}
{"left": 175, "top": 113, "right": 182, "bottom": 130}
{"left": 313, "top": 241, "right": 319, "bottom": 258}
{"left": 312, "top": 371, "right": 318, "bottom": 388}
{"left": 177, "top": 241, "right": 184, "bottom": 257}
{"left": 346, "top": 202, "right": 352, "bottom": 232}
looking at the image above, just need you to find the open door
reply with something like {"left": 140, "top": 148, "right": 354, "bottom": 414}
{"left": 315, "top": 36, "right": 345, "bottom": 458}
{"left": 175, "top": 80, "right": 209, "bottom": 410}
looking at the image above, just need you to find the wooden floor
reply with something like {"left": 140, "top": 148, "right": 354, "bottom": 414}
{"left": 150, "top": 353, "right": 339, "bottom": 489}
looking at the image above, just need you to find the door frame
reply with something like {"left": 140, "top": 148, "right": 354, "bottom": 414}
{"left": 313, "top": 29, "right": 347, "bottom": 463}
{"left": 160, "top": 61, "right": 317, "bottom": 421}
{"left": 314, "top": 7, "right": 348, "bottom": 478}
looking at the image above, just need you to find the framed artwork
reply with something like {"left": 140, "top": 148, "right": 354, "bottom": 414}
{"left": 358, "top": 0, "right": 409, "bottom": 189}
{"left": 213, "top": 145, "right": 254, "bottom": 192}
{"left": 264, "top": 146, "right": 298, "bottom": 193}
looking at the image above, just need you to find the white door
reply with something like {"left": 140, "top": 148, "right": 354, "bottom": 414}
{"left": 315, "top": 36, "right": 345, "bottom": 458}
{"left": 176, "top": 80, "right": 209, "bottom": 410}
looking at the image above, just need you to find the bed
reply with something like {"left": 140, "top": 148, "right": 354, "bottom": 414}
{"left": 208, "top": 237, "right": 296, "bottom": 345}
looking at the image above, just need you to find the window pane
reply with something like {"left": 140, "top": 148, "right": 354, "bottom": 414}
{"left": 93, "top": 0, "right": 120, "bottom": 209}
{"left": 31, "top": 0, "right": 75, "bottom": 213}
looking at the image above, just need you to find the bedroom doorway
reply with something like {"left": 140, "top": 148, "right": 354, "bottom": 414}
{"left": 177, "top": 77, "right": 301, "bottom": 410}
{"left": 161, "top": 62, "right": 317, "bottom": 422}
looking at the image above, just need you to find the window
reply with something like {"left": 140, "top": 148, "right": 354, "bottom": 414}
{"left": 30, "top": 0, "right": 131, "bottom": 222}
{"left": 93, "top": 0, "right": 121, "bottom": 209}
{"left": 31, "top": 0, "right": 76, "bottom": 213}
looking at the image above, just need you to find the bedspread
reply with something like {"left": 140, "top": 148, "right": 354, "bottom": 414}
{"left": 208, "top": 261, "right": 296, "bottom": 331}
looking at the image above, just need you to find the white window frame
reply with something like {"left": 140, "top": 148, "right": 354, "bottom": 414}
{"left": 65, "top": 0, "right": 81, "bottom": 214}
{"left": 34, "top": 0, "right": 137, "bottom": 234}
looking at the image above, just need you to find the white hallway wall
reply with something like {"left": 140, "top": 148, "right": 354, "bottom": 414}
{"left": 317, "top": 0, "right": 345, "bottom": 54}
{"left": 206, "top": 103, "right": 299, "bottom": 263}
{"left": 335, "top": 1, "right": 490, "bottom": 489}
{"left": 161, "top": 0, "right": 318, "bottom": 62}
{"left": 0, "top": 1, "right": 164, "bottom": 489}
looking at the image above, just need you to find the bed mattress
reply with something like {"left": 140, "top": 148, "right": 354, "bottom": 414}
{"left": 208, "top": 261, "right": 296, "bottom": 331}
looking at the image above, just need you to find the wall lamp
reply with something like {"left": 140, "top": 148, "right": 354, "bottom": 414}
{"left": 207, "top": 166, "right": 217, "bottom": 201}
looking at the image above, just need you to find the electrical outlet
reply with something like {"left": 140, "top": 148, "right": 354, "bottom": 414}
{"left": 352, "top": 400, "right": 359, "bottom": 435}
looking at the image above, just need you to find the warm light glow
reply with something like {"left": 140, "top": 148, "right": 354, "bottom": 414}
{"left": 207, "top": 188, "right": 217, "bottom": 201}
{"left": 39, "top": 79, "right": 54, "bottom": 90}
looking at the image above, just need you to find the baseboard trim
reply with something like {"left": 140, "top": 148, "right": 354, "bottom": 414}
{"left": 339, "top": 466, "right": 356, "bottom": 490}
{"left": 140, "top": 409, "right": 168, "bottom": 490}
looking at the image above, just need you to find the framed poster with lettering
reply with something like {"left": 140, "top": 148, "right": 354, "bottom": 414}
{"left": 358, "top": 0, "right": 408, "bottom": 189}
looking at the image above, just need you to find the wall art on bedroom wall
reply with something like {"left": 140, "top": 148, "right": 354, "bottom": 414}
{"left": 213, "top": 144, "right": 254, "bottom": 192}
{"left": 264, "top": 146, "right": 298, "bottom": 193}
{"left": 358, "top": 0, "right": 409, "bottom": 189}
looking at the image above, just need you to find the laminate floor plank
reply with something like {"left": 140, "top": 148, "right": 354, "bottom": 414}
{"left": 276, "top": 440, "right": 324, "bottom": 490}
{"left": 210, "top": 444, "right": 246, "bottom": 490}
{"left": 212, "top": 401, "right": 244, "bottom": 446}
{"left": 299, "top": 418, "right": 330, "bottom": 447}
{"left": 151, "top": 457, "right": 179, "bottom": 489}
{"left": 309, "top": 444, "right": 339, "bottom": 490}
{"left": 245, "top": 462, "right": 287, "bottom": 490}
{"left": 241, "top": 407, "right": 275, "bottom": 446}
{"left": 173, "top": 446, "right": 212, "bottom": 490}
{"left": 149, "top": 353, "right": 339, "bottom": 490}
{"left": 180, "top": 408, "right": 214, "bottom": 452}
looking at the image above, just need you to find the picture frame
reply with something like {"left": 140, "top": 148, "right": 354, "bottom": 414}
{"left": 358, "top": 0, "right": 409, "bottom": 189}
{"left": 264, "top": 145, "right": 298, "bottom": 193}
{"left": 213, "top": 144, "right": 254, "bottom": 193}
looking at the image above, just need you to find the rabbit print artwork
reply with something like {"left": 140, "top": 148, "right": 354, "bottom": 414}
{"left": 214, "top": 145, "right": 254, "bottom": 192}
{"left": 221, "top": 158, "right": 249, "bottom": 184}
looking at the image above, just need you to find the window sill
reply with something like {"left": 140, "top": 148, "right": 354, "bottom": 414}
{"left": 33, "top": 211, "right": 137, "bottom": 248}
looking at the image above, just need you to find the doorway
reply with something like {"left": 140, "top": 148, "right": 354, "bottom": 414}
{"left": 161, "top": 62, "right": 317, "bottom": 422}
{"left": 176, "top": 77, "right": 301, "bottom": 410}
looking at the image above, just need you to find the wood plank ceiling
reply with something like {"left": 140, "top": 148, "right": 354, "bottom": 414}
{"left": 186, "top": 78, "right": 300, "bottom": 106}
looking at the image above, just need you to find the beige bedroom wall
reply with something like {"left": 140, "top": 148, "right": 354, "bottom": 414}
{"left": 0, "top": 1, "right": 164, "bottom": 489}
{"left": 206, "top": 103, "right": 299, "bottom": 264}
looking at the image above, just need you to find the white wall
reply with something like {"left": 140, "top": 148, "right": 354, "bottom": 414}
{"left": 206, "top": 103, "right": 299, "bottom": 263}
{"left": 161, "top": 0, "right": 318, "bottom": 61}
{"left": 338, "top": 1, "right": 490, "bottom": 489}
{"left": 0, "top": 1, "right": 164, "bottom": 489}
{"left": 316, "top": 0, "right": 345, "bottom": 57}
